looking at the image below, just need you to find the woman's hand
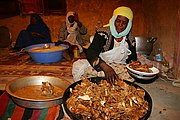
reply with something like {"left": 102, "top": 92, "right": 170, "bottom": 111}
{"left": 74, "top": 12, "right": 79, "bottom": 22}
{"left": 99, "top": 62, "right": 118, "bottom": 84}
{"left": 74, "top": 12, "right": 82, "bottom": 27}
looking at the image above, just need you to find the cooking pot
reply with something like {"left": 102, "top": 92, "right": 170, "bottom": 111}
{"left": 63, "top": 77, "right": 152, "bottom": 120}
{"left": 25, "top": 43, "right": 68, "bottom": 64}
{"left": 5, "top": 76, "right": 71, "bottom": 109}
{"left": 135, "top": 36, "right": 157, "bottom": 56}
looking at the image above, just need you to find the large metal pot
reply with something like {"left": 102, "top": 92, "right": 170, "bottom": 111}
{"left": 63, "top": 77, "right": 152, "bottom": 120}
{"left": 5, "top": 76, "right": 71, "bottom": 109}
{"left": 135, "top": 36, "right": 157, "bottom": 56}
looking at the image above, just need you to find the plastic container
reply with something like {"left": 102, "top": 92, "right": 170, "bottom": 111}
{"left": 73, "top": 47, "right": 80, "bottom": 58}
{"left": 155, "top": 48, "right": 163, "bottom": 71}
{"left": 155, "top": 48, "right": 163, "bottom": 62}
{"left": 25, "top": 43, "right": 68, "bottom": 64}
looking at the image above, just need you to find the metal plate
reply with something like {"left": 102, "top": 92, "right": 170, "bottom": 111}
{"left": 5, "top": 76, "right": 71, "bottom": 108}
{"left": 63, "top": 77, "right": 152, "bottom": 120}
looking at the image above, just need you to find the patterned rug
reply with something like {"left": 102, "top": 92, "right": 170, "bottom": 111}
{"left": 0, "top": 50, "right": 73, "bottom": 119}
{"left": 0, "top": 51, "right": 74, "bottom": 90}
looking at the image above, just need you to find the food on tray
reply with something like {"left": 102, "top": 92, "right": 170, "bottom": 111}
{"left": 129, "top": 61, "right": 153, "bottom": 73}
{"left": 30, "top": 46, "right": 64, "bottom": 52}
{"left": 66, "top": 79, "right": 149, "bottom": 120}
{"left": 41, "top": 82, "right": 56, "bottom": 96}
{"left": 14, "top": 82, "right": 64, "bottom": 99}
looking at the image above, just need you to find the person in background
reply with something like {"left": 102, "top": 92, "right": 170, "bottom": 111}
{"left": 57, "top": 11, "right": 90, "bottom": 61}
{"left": 72, "top": 6, "right": 137, "bottom": 84}
{"left": 13, "top": 14, "right": 52, "bottom": 51}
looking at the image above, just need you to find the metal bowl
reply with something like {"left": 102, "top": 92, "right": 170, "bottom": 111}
{"left": 63, "top": 77, "right": 152, "bottom": 120}
{"left": 135, "top": 36, "right": 157, "bottom": 56}
{"left": 5, "top": 76, "right": 71, "bottom": 109}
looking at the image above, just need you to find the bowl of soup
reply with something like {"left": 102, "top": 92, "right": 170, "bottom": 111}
{"left": 5, "top": 76, "right": 71, "bottom": 109}
{"left": 25, "top": 43, "right": 68, "bottom": 64}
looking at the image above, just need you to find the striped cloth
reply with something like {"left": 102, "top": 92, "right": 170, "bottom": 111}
{"left": 0, "top": 92, "right": 70, "bottom": 120}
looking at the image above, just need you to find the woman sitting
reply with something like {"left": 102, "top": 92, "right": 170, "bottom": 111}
{"left": 57, "top": 11, "right": 90, "bottom": 60}
{"left": 13, "top": 14, "right": 52, "bottom": 51}
{"left": 72, "top": 6, "right": 137, "bottom": 84}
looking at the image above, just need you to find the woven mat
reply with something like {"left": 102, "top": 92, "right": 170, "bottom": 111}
{"left": 0, "top": 51, "right": 74, "bottom": 90}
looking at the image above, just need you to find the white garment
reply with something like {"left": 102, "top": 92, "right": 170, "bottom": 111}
{"left": 72, "top": 38, "right": 132, "bottom": 81}
{"left": 72, "top": 59, "right": 91, "bottom": 81}
{"left": 99, "top": 38, "right": 131, "bottom": 64}
{"left": 65, "top": 21, "right": 78, "bottom": 44}
{"left": 65, "top": 11, "right": 83, "bottom": 53}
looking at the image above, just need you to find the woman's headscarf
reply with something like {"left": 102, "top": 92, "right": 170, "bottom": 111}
{"left": 26, "top": 14, "right": 51, "bottom": 42}
{"left": 65, "top": 11, "right": 79, "bottom": 44}
{"left": 27, "top": 14, "right": 50, "bottom": 33}
{"left": 66, "top": 11, "right": 78, "bottom": 34}
{"left": 104, "top": 6, "right": 133, "bottom": 38}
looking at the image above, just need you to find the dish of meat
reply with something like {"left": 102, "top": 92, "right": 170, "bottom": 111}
{"left": 5, "top": 76, "right": 71, "bottom": 108}
{"left": 14, "top": 82, "right": 64, "bottom": 100}
{"left": 126, "top": 61, "right": 159, "bottom": 77}
{"left": 63, "top": 77, "right": 152, "bottom": 120}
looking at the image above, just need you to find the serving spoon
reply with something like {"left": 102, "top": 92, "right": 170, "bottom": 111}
{"left": 43, "top": 43, "right": 51, "bottom": 49}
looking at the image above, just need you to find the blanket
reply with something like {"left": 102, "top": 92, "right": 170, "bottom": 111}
{"left": 0, "top": 92, "right": 70, "bottom": 120}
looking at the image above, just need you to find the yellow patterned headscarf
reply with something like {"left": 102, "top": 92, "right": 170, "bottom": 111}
{"left": 113, "top": 6, "right": 133, "bottom": 20}
{"left": 104, "top": 6, "right": 133, "bottom": 27}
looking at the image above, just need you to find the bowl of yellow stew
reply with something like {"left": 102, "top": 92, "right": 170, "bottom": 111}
{"left": 25, "top": 43, "right": 68, "bottom": 64}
